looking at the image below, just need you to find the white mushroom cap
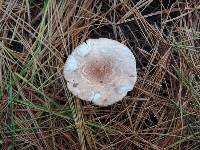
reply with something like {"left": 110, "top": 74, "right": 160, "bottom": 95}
{"left": 64, "top": 38, "right": 137, "bottom": 106}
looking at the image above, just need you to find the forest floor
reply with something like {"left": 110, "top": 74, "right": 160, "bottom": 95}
{"left": 0, "top": 0, "right": 200, "bottom": 149}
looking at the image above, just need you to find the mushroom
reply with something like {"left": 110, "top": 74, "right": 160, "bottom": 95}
{"left": 64, "top": 38, "right": 137, "bottom": 106}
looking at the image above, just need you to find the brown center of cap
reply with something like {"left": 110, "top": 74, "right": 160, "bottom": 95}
{"left": 82, "top": 57, "right": 113, "bottom": 84}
